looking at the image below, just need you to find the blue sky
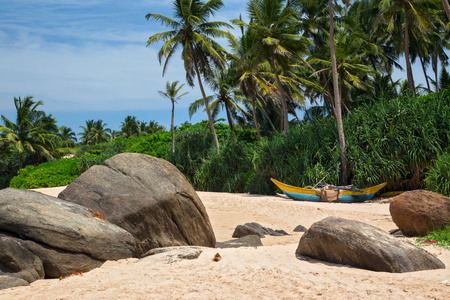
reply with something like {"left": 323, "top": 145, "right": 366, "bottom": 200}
{"left": 0, "top": 0, "right": 440, "bottom": 136}
{"left": 0, "top": 0, "right": 246, "bottom": 135}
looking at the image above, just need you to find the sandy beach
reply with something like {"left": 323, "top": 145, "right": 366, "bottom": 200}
{"left": 1, "top": 187, "right": 449, "bottom": 299}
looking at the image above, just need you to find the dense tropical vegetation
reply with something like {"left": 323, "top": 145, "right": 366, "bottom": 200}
{"left": 1, "top": 0, "right": 450, "bottom": 199}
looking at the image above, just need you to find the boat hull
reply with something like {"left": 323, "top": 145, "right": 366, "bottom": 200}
{"left": 270, "top": 178, "right": 387, "bottom": 203}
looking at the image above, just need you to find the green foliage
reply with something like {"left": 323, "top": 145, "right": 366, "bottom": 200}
{"left": 9, "top": 158, "right": 80, "bottom": 189}
{"left": 0, "top": 147, "right": 19, "bottom": 189}
{"left": 248, "top": 91, "right": 450, "bottom": 195}
{"left": 417, "top": 226, "right": 450, "bottom": 249}
{"left": 126, "top": 132, "right": 172, "bottom": 159}
{"left": 424, "top": 152, "right": 450, "bottom": 197}
{"left": 167, "top": 129, "right": 214, "bottom": 184}
{"left": 248, "top": 119, "right": 341, "bottom": 194}
{"left": 77, "top": 140, "right": 126, "bottom": 172}
{"left": 346, "top": 90, "right": 450, "bottom": 190}
{"left": 193, "top": 133, "right": 254, "bottom": 192}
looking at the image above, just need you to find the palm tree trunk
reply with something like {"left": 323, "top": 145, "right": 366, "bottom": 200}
{"left": 329, "top": 0, "right": 348, "bottom": 185}
{"left": 224, "top": 100, "right": 235, "bottom": 134}
{"left": 414, "top": 39, "right": 431, "bottom": 93}
{"left": 370, "top": 57, "right": 384, "bottom": 97}
{"left": 19, "top": 151, "right": 23, "bottom": 169}
{"left": 433, "top": 51, "right": 439, "bottom": 92}
{"left": 248, "top": 87, "right": 262, "bottom": 143}
{"left": 289, "top": 102, "right": 302, "bottom": 123}
{"left": 171, "top": 101, "right": 175, "bottom": 153}
{"left": 192, "top": 50, "right": 220, "bottom": 151}
{"left": 419, "top": 55, "right": 431, "bottom": 93}
{"left": 269, "top": 53, "right": 289, "bottom": 134}
{"left": 443, "top": 0, "right": 450, "bottom": 22}
{"left": 404, "top": 4, "right": 415, "bottom": 93}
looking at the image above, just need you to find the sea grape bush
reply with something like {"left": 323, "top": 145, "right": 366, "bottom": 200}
{"left": 10, "top": 158, "right": 80, "bottom": 189}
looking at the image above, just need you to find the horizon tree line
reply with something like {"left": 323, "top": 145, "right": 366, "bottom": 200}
{"left": 1, "top": 0, "right": 450, "bottom": 181}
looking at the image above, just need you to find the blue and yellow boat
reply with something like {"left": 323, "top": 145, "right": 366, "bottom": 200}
{"left": 271, "top": 178, "right": 386, "bottom": 203}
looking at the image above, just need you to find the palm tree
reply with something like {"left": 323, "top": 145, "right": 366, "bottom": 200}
{"left": 146, "top": 0, "right": 232, "bottom": 151}
{"left": 439, "top": 66, "right": 450, "bottom": 90}
{"left": 329, "top": 0, "right": 350, "bottom": 184}
{"left": 231, "top": 0, "right": 310, "bottom": 133}
{"left": 228, "top": 24, "right": 273, "bottom": 141}
{"left": 146, "top": 120, "right": 166, "bottom": 134}
{"left": 377, "top": 0, "right": 439, "bottom": 93}
{"left": 158, "top": 81, "right": 188, "bottom": 153}
{"left": 78, "top": 119, "right": 111, "bottom": 145}
{"left": 120, "top": 116, "right": 140, "bottom": 138}
{"left": 0, "top": 96, "right": 58, "bottom": 168}
{"left": 309, "top": 30, "right": 375, "bottom": 107}
{"left": 189, "top": 68, "right": 246, "bottom": 134}
{"left": 443, "top": 0, "right": 450, "bottom": 22}
{"left": 57, "top": 126, "right": 77, "bottom": 148}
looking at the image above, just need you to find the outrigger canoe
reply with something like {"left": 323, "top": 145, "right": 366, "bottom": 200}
{"left": 271, "top": 178, "right": 387, "bottom": 203}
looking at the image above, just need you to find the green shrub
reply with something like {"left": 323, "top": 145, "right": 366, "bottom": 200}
{"left": 167, "top": 129, "right": 214, "bottom": 184}
{"left": 248, "top": 119, "right": 340, "bottom": 194}
{"left": 346, "top": 91, "right": 450, "bottom": 190}
{"left": 77, "top": 140, "right": 125, "bottom": 171}
{"left": 126, "top": 132, "right": 171, "bottom": 159}
{"left": 417, "top": 225, "right": 450, "bottom": 249}
{"left": 9, "top": 158, "right": 80, "bottom": 189}
{"left": 424, "top": 152, "right": 450, "bottom": 196}
{"left": 193, "top": 133, "right": 254, "bottom": 192}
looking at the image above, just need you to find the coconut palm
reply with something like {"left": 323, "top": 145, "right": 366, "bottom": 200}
{"left": 443, "top": 0, "right": 450, "bottom": 22}
{"left": 189, "top": 68, "right": 246, "bottom": 134}
{"left": 228, "top": 25, "right": 268, "bottom": 141}
{"left": 309, "top": 30, "right": 375, "bottom": 107}
{"left": 146, "top": 0, "right": 232, "bottom": 151}
{"left": 0, "top": 96, "right": 58, "bottom": 169}
{"left": 120, "top": 116, "right": 140, "bottom": 138}
{"left": 327, "top": 0, "right": 351, "bottom": 184}
{"left": 439, "top": 66, "right": 450, "bottom": 90}
{"left": 377, "top": 0, "right": 439, "bottom": 93}
{"left": 57, "top": 126, "right": 77, "bottom": 148}
{"left": 231, "top": 0, "right": 310, "bottom": 133}
{"left": 78, "top": 119, "right": 111, "bottom": 145}
{"left": 159, "top": 81, "right": 188, "bottom": 153}
{"left": 145, "top": 120, "right": 166, "bottom": 134}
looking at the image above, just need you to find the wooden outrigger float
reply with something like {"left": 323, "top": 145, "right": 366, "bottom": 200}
{"left": 270, "top": 178, "right": 387, "bottom": 203}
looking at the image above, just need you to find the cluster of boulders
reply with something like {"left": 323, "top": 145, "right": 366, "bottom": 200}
{"left": 0, "top": 153, "right": 215, "bottom": 290}
{"left": 1, "top": 153, "right": 448, "bottom": 290}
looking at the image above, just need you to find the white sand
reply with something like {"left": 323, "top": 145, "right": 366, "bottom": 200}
{"left": 1, "top": 188, "right": 449, "bottom": 299}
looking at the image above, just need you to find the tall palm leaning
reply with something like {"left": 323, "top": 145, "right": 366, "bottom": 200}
{"left": 158, "top": 80, "right": 188, "bottom": 153}
{"left": 0, "top": 96, "right": 58, "bottom": 169}
{"left": 146, "top": 0, "right": 232, "bottom": 151}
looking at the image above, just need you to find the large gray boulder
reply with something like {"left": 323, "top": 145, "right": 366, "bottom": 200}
{"left": 58, "top": 153, "right": 216, "bottom": 257}
{"left": 0, "top": 188, "right": 136, "bottom": 278}
{"left": 296, "top": 217, "right": 445, "bottom": 273}
{"left": 0, "top": 275, "right": 29, "bottom": 290}
{"left": 19, "top": 238, "right": 104, "bottom": 278}
{"left": 232, "top": 222, "right": 289, "bottom": 238}
{"left": 216, "top": 235, "right": 263, "bottom": 249}
{"left": 0, "top": 235, "right": 44, "bottom": 283}
{"left": 390, "top": 190, "right": 450, "bottom": 236}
